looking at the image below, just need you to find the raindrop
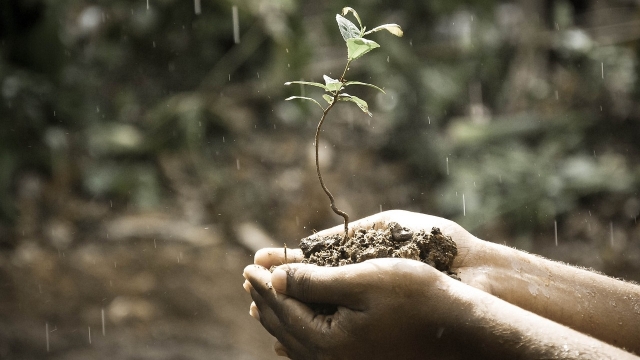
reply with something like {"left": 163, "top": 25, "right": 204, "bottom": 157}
{"left": 379, "top": 204, "right": 382, "bottom": 213}
{"left": 462, "top": 194, "right": 466, "bottom": 216}
{"left": 46, "top": 322, "right": 50, "bottom": 352}
{"left": 147, "top": 0, "right": 149, "bottom": 10}
{"left": 610, "top": 221, "right": 614, "bottom": 246}
{"left": 96, "top": 106, "right": 100, "bottom": 113}
{"left": 152, "top": 41, "right": 156, "bottom": 48}
{"left": 257, "top": 72, "right": 260, "bottom": 78}
{"left": 153, "top": 239, "right": 156, "bottom": 248}
{"left": 53, "top": 111, "right": 56, "bottom": 117}
{"left": 102, "top": 308, "right": 106, "bottom": 336}
{"left": 194, "top": 0, "right": 201, "bottom": 15}
{"left": 428, "top": 116, "right": 431, "bottom": 124}
{"left": 554, "top": 220, "right": 558, "bottom": 246}
{"left": 295, "top": 216, "right": 299, "bottom": 226}
{"left": 228, "top": 74, "right": 231, "bottom": 81}
{"left": 387, "top": 56, "right": 389, "bottom": 62}
{"left": 446, "top": 157, "right": 449, "bottom": 175}
{"left": 601, "top": 62, "right": 604, "bottom": 79}
{"left": 555, "top": 90, "right": 559, "bottom": 100}
{"left": 236, "top": 159, "right": 240, "bottom": 170}
{"left": 286, "top": 48, "right": 289, "bottom": 53}
{"left": 232, "top": 5, "right": 240, "bottom": 44}
{"left": 222, "top": 136, "right": 225, "bottom": 143}
{"left": 88, "top": 326, "right": 92, "bottom": 344}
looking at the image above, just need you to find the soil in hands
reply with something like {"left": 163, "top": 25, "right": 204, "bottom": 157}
{"left": 300, "top": 222, "right": 458, "bottom": 276}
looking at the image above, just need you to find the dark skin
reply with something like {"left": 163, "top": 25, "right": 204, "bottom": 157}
{"left": 244, "top": 210, "right": 640, "bottom": 359}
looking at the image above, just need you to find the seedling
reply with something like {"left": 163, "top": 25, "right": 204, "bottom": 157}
{"left": 285, "top": 7, "right": 402, "bottom": 241}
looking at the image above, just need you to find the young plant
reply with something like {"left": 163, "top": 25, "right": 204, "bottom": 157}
{"left": 285, "top": 7, "right": 402, "bottom": 241}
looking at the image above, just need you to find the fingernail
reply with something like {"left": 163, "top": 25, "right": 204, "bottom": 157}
{"left": 243, "top": 280, "right": 252, "bottom": 293}
{"left": 249, "top": 302, "right": 260, "bottom": 320}
{"left": 271, "top": 268, "right": 287, "bottom": 293}
{"left": 274, "top": 347, "right": 288, "bottom": 357}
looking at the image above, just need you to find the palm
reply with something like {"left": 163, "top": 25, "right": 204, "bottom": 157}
{"left": 254, "top": 210, "right": 490, "bottom": 290}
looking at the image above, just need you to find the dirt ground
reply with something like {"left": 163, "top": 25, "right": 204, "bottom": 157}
{"left": 0, "top": 233, "right": 278, "bottom": 359}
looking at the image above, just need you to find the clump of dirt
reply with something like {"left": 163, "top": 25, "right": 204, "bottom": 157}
{"left": 299, "top": 222, "right": 458, "bottom": 277}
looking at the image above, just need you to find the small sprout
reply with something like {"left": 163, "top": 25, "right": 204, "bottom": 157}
{"left": 284, "top": 7, "right": 402, "bottom": 241}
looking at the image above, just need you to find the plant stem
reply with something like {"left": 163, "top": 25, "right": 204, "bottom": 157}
{"left": 315, "top": 61, "right": 352, "bottom": 242}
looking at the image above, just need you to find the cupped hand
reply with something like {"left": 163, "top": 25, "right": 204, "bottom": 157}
{"left": 243, "top": 258, "right": 471, "bottom": 360}
{"left": 254, "top": 210, "right": 495, "bottom": 292}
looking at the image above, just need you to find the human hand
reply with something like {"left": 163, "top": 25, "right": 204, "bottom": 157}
{"left": 254, "top": 210, "right": 496, "bottom": 292}
{"left": 243, "top": 257, "right": 471, "bottom": 360}
{"left": 245, "top": 210, "right": 640, "bottom": 358}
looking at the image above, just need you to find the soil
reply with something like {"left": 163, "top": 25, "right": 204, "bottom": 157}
{"left": 299, "top": 222, "right": 458, "bottom": 277}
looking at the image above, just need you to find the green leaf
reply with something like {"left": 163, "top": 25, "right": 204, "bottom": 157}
{"left": 363, "top": 24, "right": 404, "bottom": 37}
{"left": 336, "top": 14, "right": 361, "bottom": 41}
{"left": 285, "top": 96, "right": 325, "bottom": 111}
{"left": 323, "top": 75, "right": 343, "bottom": 92}
{"left": 338, "top": 93, "right": 372, "bottom": 116}
{"left": 344, "top": 81, "right": 386, "bottom": 94}
{"left": 322, "top": 94, "right": 334, "bottom": 105}
{"left": 284, "top": 81, "right": 329, "bottom": 91}
{"left": 341, "top": 7, "right": 362, "bottom": 29}
{"left": 346, "top": 38, "right": 380, "bottom": 61}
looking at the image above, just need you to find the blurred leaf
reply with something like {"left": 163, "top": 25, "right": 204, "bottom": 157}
{"left": 346, "top": 38, "right": 380, "bottom": 61}
{"left": 364, "top": 24, "right": 404, "bottom": 37}
{"left": 344, "top": 81, "right": 385, "bottom": 93}
{"left": 285, "top": 96, "right": 325, "bottom": 111}
{"left": 336, "top": 14, "right": 361, "bottom": 41}
{"left": 338, "top": 93, "right": 371, "bottom": 116}
{"left": 323, "top": 75, "right": 343, "bottom": 92}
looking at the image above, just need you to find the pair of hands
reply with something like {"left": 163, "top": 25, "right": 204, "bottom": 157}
{"left": 243, "top": 210, "right": 489, "bottom": 359}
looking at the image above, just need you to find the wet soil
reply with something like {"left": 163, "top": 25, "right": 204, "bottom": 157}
{"left": 300, "top": 222, "right": 458, "bottom": 276}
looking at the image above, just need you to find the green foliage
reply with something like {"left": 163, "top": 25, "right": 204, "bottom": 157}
{"left": 285, "top": 7, "right": 401, "bottom": 115}
{"left": 284, "top": 7, "right": 403, "bottom": 237}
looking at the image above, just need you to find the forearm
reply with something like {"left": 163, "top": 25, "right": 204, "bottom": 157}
{"left": 446, "top": 279, "right": 639, "bottom": 360}
{"left": 457, "top": 240, "right": 640, "bottom": 353}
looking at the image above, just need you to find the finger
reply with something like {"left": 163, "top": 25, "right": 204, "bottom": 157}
{"left": 243, "top": 280, "right": 254, "bottom": 293}
{"left": 254, "top": 248, "right": 305, "bottom": 268}
{"left": 249, "top": 286, "right": 309, "bottom": 357}
{"left": 274, "top": 340, "right": 290, "bottom": 358}
{"left": 271, "top": 263, "right": 367, "bottom": 308}
{"left": 250, "top": 301, "right": 260, "bottom": 320}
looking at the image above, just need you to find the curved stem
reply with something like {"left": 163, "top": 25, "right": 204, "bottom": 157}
{"left": 315, "top": 60, "right": 352, "bottom": 242}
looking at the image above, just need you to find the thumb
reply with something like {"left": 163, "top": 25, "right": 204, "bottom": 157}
{"left": 271, "top": 264, "right": 365, "bottom": 308}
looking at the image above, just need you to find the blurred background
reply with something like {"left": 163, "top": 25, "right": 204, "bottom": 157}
{"left": 1, "top": 0, "right": 640, "bottom": 358}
